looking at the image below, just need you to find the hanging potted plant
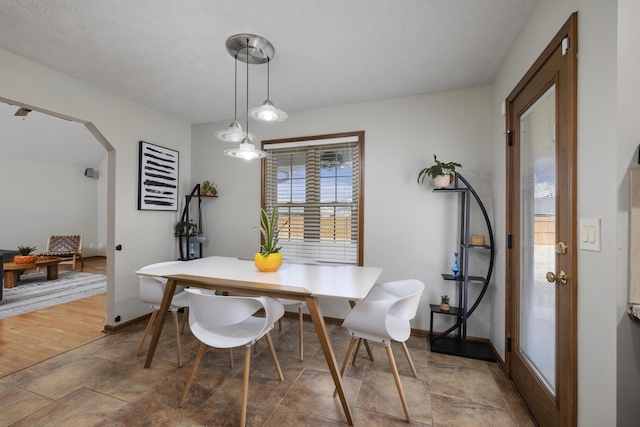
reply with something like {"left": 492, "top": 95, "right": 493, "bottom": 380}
{"left": 14, "top": 245, "right": 38, "bottom": 264}
{"left": 174, "top": 220, "right": 197, "bottom": 237}
{"left": 417, "top": 154, "right": 462, "bottom": 189}
{"left": 254, "top": 207, "right": 286, "bottom": 272}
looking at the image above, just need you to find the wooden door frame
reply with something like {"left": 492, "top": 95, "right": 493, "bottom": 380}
{"left": 505, "top": 12, "right": 578, "bottom": 427}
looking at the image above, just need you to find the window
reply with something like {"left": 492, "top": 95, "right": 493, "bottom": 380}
{"left": 262, "top": 131, "right": 364, "bottom": 265}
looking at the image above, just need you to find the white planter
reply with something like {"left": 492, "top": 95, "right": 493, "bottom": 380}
{"left": 434, "top": 174, "right": 452, "bottom": 189}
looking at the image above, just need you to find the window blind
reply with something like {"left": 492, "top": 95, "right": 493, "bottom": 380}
{"left": 263, "top": 133, "right": 363, "bottom": 265}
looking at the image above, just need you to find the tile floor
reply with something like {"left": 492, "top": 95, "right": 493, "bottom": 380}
{"left": 0, "top": 313, "right": 535, "bottom": 426}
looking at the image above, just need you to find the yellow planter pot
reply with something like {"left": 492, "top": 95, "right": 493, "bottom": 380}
{"left": 254, "top": 252, "right": 283, "bottom": 272}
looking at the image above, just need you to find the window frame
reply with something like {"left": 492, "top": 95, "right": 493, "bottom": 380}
{"left": 261, "top": 131, "right": 365, "bottom": 266}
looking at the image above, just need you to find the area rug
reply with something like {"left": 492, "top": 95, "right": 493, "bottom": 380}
{"left": 0, "top": 270, "right": 106, "bottom": 319}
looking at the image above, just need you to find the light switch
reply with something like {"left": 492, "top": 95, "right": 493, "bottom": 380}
{"left": 581, "top": 226, "right": 589, "bottom": 242}
{"left": 579, "top": 218, "right": 601, "bottom": 251}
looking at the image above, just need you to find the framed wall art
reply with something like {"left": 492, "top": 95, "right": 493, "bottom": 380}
{"left": 138, "top": 140, "right": 179, "bottom": 211}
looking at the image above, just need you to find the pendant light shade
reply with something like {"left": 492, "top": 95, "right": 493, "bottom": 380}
{"left": 224, "top": 137, "right": 268, "bottom": 160}
{"left": 215, "top": 54, "right": 256, "bottom": 143}
{"left": 214, "top": 120, "right": 256, "bottom": 143}
{"left": 248, "top": 58, "right": 288, "bottom": 122}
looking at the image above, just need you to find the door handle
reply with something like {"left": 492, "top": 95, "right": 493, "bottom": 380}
{"left": 546, "top": 270, "right": 567, "bottom": 285}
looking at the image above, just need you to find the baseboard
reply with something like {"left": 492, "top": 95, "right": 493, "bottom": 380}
{"left": 102, "top": 312, "right": 151, "bottom": 334}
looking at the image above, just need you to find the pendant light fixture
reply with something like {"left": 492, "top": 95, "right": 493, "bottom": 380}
{"left": 248, "top": 56, "right": 288, "bottom": 122}
{"left": 215, "top": 55, "right": 255, "bottom": 143}
{"left": 224, "top": 34, "right": 270, "bottom": 160}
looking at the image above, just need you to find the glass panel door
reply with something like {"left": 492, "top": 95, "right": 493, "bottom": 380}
{"left": 519, "top": 85, "right": 556, "bottom": 394}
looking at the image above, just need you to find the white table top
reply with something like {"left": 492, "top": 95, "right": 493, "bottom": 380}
{"left": 136, "top": 256, "right": 383, "bottom": 301}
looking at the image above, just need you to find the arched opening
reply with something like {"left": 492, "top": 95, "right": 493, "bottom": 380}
{"left": 0, "top": 97, "right": 115, "bottom": 366}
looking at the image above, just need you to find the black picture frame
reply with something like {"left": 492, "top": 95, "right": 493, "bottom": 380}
{"left": 138, "top": 140, "right": 179, "bottom": 211}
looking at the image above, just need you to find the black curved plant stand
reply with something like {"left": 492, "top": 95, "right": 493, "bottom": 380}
{"left": 429, "top": 173, "right": 496, "bottom": 362}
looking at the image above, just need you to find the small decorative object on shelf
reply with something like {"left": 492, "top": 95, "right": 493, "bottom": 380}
{"left": 254, "top": 207, "right": 286, "bottom": 272}
{"left": 417, "top": 154, "right": 462, "bottom": 189}
{"left": 189, "top": 241, "right": 196, "bottom": 260}
{"left": 14, "top": 245, "right": 38, "bottom": 264}
{"left": 471, "top": 234, "right": 485, "bottom": 246}
{"left": 440, "top": 295, "right": 450, "bottom": 311}
{"left": 451, "top": 252, "right": 460, "bottom": 277}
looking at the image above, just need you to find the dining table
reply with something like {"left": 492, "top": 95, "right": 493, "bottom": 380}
{"left": 136, "top": 256, "right": 382, "bottom": 426}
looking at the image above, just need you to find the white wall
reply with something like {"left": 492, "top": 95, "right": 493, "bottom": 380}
{"left": 491, "top": 0, "right": 622, "bottom": 425}
{"left": 0, "top": 48, "right": 192, "bottom": 326}
{"left": 617, "top": 0, "right": 640, "bottom": 425}
{"left": 192, "top": 86, "right": 494, "bottom": 334}
{"left": 0, "top": 155, "right": 99, "bottom": 255}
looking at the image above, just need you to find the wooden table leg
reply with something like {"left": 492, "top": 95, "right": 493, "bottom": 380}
{"left": 306, "top": 296, "right": 354, "bottom": 426}
{"left": 47, "top": 264, "right": 59, "bottom": 280}
{"left": 3, "top": 271, "right": 18, "bottom": 288}
{"left": 144, "top": 278, "right": 177, "bottom": 368}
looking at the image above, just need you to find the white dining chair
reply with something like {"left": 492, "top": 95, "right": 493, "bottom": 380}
{"left": 135, "top": 261, "right": 189, "bottom": 367}
{"left": 179, "top": 288, "right": 285, "bottom": 427}
{"left": 336, "top": 279, "right": 425, "bottom": 423}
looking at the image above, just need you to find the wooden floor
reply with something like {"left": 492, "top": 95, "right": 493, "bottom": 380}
{"left": 0, "top": 257, "right": 107, "bottom": 377}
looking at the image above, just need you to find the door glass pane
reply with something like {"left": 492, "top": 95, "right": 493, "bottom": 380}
{"left": 520, "top": 85, "right": 556, "bottom": 395}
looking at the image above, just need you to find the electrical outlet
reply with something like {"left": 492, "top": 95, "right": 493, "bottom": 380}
{"left": 115, "top": 315, "right": 121, "bottom": 322}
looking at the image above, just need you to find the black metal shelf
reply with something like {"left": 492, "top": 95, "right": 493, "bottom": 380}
{"left": 177, "top": 184, "right": 216, "bottom": 261}
{"left": 442, "top": 273, "right": 486, "bottom": 283}
{"left": 429, "top": 173, "right": 496, "bottom": 362}
{"left": 429, "top": 337, "right": 496, "bottom": 362}
{"left": 429, "top": 304, "right": 464, "bottom": 316}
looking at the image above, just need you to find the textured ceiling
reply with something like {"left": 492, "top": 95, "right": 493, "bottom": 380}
{"left": 0, "top": 0, "right": 539, "bottom": 166}
{"left": 0, "top": 0, "right": 539, "bottom": 125}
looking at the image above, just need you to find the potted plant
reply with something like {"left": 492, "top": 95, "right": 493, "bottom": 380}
{"left": 417, "top": 154, "right": 462, "bottom": 189}
{"left": 201, "top": 180, "right": 217, "bottom": 196}
{"left": 174, "top": 220, "right": 197, "bottom": 237}
{"left": 440, "top": 295, "right": 450, "bottom": 311}
{"left": 14, "top": 245, "right": 38, "bottom": 264}
{"left": 254, "top": 207, "right": 286, "bottom": 272}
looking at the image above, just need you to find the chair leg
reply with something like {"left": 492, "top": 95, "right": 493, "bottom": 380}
{"left": 278, "top": 318, "right": 282, "bottom": 331}
{"left": 179, "top": 342, "right": 206, "bottom": 406}
{"left": 136, "top": 310, "right": 158, "bottom": 355}
{"left": 71, "top": 255, "right": 76, "bottom": 271}
{"left": 401, "top": 341, "right": 418, "bottom": 378}
{"left": 171, "top": 311, "right": 182, "bottom": 367}
{"left": 229, "top": 348, "right": 234, "bottom": 368}
{"left": 298, "top": 306, "right": 304, "bottom": 361}
{"left": 352, "top": 338, "right": 363, "bottom": 365}
{"left": 240, "top": 345, "right": 252, "bottom": 427}
{"left": 334, "top": 337, "right": 357, "bottom": 398}
{"left": 79, "top": 255, "right": 84, "bottom": 271}
{"left": 265, "top": 332, "right": 284, "bottom": 381}
{"left": 385, "top": 345, "right": 411, "bottom": 423}
{"left": 181, "top": 307, "right": 189, "bottom": 334}
{"left": 364, "top": 340, "right": 375, "bottom": 361}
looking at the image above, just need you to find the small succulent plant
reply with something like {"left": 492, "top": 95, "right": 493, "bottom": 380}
{"left": 17, "top": 245, "right": 37, "bottom": 256}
